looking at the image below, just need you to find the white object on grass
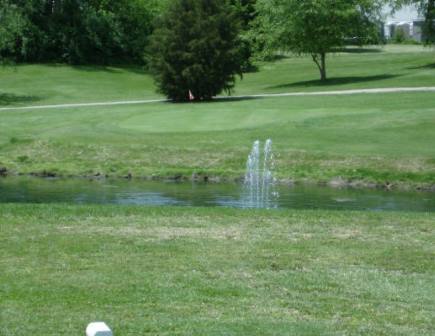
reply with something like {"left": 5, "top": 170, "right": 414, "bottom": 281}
{"left": 86, "top": 322, "right": 113, "bottom": 336}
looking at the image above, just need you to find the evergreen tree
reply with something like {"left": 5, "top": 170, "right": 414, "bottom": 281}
{"left": 148, "top": 0, "right": 243, "bottom": 101}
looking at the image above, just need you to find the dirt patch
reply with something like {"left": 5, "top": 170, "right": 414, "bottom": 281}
{"left": 59, "top": 225, "right": 243, "bottom": 241}
{"left": 332, "top": 228, "right": 362, "bottom": 240}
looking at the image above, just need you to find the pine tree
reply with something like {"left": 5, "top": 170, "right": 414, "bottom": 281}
{"left": 149, "top": 0, "right": 243, "bottom": 102}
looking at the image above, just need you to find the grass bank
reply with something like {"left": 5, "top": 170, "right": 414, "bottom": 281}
{"left": 0, "top": 46, "right": 434, "bottom": 189}
{"left": 1, "top": 204, "right": 434, "bottom": 335}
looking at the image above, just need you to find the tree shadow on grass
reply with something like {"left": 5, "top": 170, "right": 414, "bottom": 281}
{"left": 34, "top": 63, "right": 116, "bottom": 73}
{"left": 70, "top": 64, "right": 123, "bottom": 73}
{"left": 120, "top": 65, "right": 151, "bottom": 75}
{"left": 212, "top": 96, "right": 263, "bottom": 103}
{"left": 267, "top": 74, "right": 402, "bottom": 90}
{"left": 41, "top": 63, "right": 147, "bottom": 74}
{"left": 71, "top": 64, "right": 150, "bottom": 75}
{"left": 266, "top": 54, "right": 290, "bottom": 62}
{"left": 0, "top": 93, "right": 42, "bottom": 106}
{"left": 407, "top": 63, "right": 435, "bottom": 70}
{"left": 164, "top": 96, "right": 263, "bottom": 104}
{"left": 331, "top": 47, "right": 384, "bottom": 54}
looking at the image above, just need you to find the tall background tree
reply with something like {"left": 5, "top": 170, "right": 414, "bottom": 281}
{"left": 148, "top": 0, "right": 244, "bottom": 101}
{"left": 230, "top": 0, "right": 257, "bottom": 71}
{"left": 251, "top": 0, "right": 383, "bottom": 81}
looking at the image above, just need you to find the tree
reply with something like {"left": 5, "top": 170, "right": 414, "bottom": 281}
{"left": 148, "top": 0, "right": 244, "bottom": 101}
{"left": 252, "top": 0, "right": 383, "bottom": 81}
{"left": 1, "top": 0, "right": 162, "bottom": 65}
{"left": 230, "top": 0, "right": 257, "bottom": 71}
{"left": 0, "top": 1, "right": 24, "bottom": 63}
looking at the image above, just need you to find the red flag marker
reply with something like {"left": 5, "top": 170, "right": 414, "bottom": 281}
{"left": 188, "top": 90, "right": 195, "bottom": 101}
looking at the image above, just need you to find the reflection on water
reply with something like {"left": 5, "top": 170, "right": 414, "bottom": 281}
{"left": 0, "top": 176, "right": 434, "bottom": 212}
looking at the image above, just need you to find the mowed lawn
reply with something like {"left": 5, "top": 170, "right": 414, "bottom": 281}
{"left": 0, "top": 204, "right": 434, "bottom": 335}
{"left": 0, "top": 45, "right": 435, "bottom": 187}
{"left": 1, "top": 45, "right": 435, "bottom": 105}
{"left": 1, "top": 45, "right": 434, "bottom": 336}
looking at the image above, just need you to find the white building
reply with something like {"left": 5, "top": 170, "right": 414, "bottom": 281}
{"left": 383, "top": 5, "right": 425, "bottom": 42}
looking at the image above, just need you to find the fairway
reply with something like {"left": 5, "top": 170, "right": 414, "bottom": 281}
{"left": 1, "top": 205, "right": 434, "bottom": 335}
{"left": 1, "top": 45, "right": 435, "bottom": 105}
{"left": 0, "top": 46, "right": 435, "bottom": 188}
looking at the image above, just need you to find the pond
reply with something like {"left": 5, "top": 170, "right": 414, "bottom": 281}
{"left": 0, "top": 176, "right": 434, "bottom": 212}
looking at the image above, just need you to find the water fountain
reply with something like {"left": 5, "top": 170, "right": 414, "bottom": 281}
{"left": 243, "top": 139, "right": 278, "bottom": 208}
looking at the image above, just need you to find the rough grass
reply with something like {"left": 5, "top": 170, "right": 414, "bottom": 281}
{"left": 0, "top": 45, "right": 435, "bottom": 188}
{"left": 0, "top": 204, "right": 434, "bottom": 335}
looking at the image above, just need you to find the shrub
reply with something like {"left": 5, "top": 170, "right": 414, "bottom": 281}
{"left": 393, "top": 27, "right": 407, "bottom": 44}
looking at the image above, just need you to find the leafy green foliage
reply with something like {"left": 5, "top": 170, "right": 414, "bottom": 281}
{"left": 1, "top": 0, "right": 161, "bottom": 64}
{"left": 0, "top": 1, "right": 25, "bottom": 63}
{"left": 148, "top": 0, "right": 244, "bottom": 101}
{"left": 251, "top": 0, "right": 383, "bottom": 80}
{"left": 230, "top": 0, "right": 258, "bottom": 71}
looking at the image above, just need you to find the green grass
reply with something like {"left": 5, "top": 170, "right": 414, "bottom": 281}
{"left": 1, "top": 46, "right": 434, "bottom": 336}
{"left": 237, "top": 45, "right": 435, "bottom": 95}
{"left": 1, "top": 204, "right": 434, "bottom": 335}
{"left": 0, "top": 45, "right": 435, "bottom": 188}
{"left": 1, "top": 45, "right": 434, "bottom": 105}
{"left": 0, "top": 64, "right": 159, "bottom": 106}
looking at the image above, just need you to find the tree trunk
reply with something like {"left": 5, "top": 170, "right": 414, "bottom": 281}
{"left": 311, "top": 53, "right": 327, "bottom": 81}
{"left": 320, "top": 53, "right": 326, "bottom": 81}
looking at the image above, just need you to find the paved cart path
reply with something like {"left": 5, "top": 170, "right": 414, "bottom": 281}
{"left": 1, "top": 86, "right": 435, "bottom": 111}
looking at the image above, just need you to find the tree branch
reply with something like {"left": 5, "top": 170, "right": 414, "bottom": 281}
{"left": 311, "top": 53, "right": 322, "bottom": 73}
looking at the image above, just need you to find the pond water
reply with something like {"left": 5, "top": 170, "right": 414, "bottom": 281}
{"left": 0, "top": 176, "right": 434, "bottom": 212}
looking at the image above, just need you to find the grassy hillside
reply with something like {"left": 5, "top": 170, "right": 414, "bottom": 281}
{"left": 0, "top": 45, "right": 434, "bottom": 188}
{"left": 237, "top": 45, "right": 435, "bottom": 95}
{"left": 1, "top": 45, "right": 434, "bottom": 106}
{"left": 1, "top": 204, "right": 434, "bottom": 335}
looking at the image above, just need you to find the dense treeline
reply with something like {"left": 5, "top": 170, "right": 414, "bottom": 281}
{"left": 0, "top": 0, "right": 165, "bottom": 64}
{"left": 3, "top": 0, "right": 428, "bottom": 68}
{"left": 0, "top": 0, "right": 255, "bottom": 65}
